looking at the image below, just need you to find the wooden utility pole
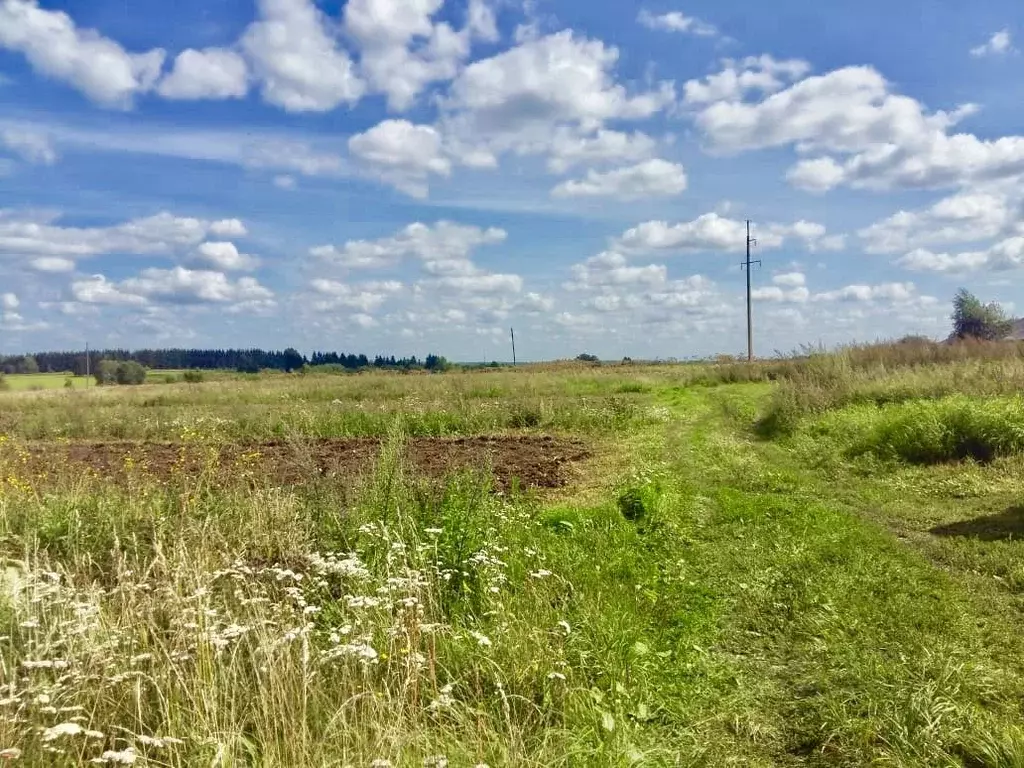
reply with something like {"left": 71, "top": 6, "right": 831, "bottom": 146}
{"left": 742, "top": 220, "right": 760, "bottom": 362}
{"left": 510, "top": 327, "right": 517, "bottom": 366}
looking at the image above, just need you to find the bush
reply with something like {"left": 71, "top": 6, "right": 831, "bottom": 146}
{"left": 94, "top": 359, "right": 147, "bottom": 386}
{"left": 116, "top": 361, "right": 147, "bottom": 385}
{"left": 182, "top": 370, "right": 204, "bottom": 383}
{"left": 576, "top": 353, "right": 599, "bottom": 363}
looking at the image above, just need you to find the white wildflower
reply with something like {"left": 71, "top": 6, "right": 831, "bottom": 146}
{"left": 530, "top": 569, "right": 553, "bottom": 579}
{"left": 346, "top": 595, "right": 381, "bottom": 609}
{"left": 0, "top": 747, "right": 22, "bottom": 759}
{"left": 557, "top": 620, "right": 571, "bottom": 635}
{"left": 547, "top": 672, "right": 566, "bottom": 681}
{"left": 95, "top": 747, "right": 137, "bottom": 764}
{"left": 470, "top": 631, "right": 492, "bottom": 648}
{"left": 424, "top": 757, "right": 448, "bottom": 768}
{"left": 42, "top": 722, "right": 83, "bottom": 741}
{"left": 22, "top": 659, "right": 69, "bottom": 670}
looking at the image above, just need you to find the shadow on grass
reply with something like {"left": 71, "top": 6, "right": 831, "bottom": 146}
{"left": 930, "top": 506, "right": 1024, "bottom": 541}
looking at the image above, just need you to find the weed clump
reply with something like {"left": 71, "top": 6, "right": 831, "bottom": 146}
{"left": 848, "top": 396, "right": 1024, "bottom": 464}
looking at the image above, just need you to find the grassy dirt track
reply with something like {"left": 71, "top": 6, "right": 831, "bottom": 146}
{"left": 0, "top": 356, "right": 1023, "bottom": 765}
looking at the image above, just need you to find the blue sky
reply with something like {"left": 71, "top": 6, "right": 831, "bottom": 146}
{"left": 0, "top": 0, "right": 1022, "bottom": 360}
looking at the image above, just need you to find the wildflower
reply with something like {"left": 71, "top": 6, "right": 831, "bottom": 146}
{"left": 470, "top": 631, "right": 492, "bottom": 648}
{"left": 428, "top": 683, "right": 456, "bottom": 711}
{"left": 346, "top": 595, "right": 381, "bottom": 609}
{"left": 23, "top": 659, "right": 69, "bottom": 670}
{"left": 557, "top": 620, "right": 571, "bottom": 635}
{"left": 0, "top": 747, "right": 21, "bottom": 759}
{"left": 93, "top": 747, "right": 137, "bottom": 764}
{"left": 530, "top": 569, "right": 553, "bottom": 579}
{"left": 423, "top": 757, "right": 448, "bottom": 768}
{"left": 424, "top": 527, "right": 443, "bottom": 535}
{"left": 547, "top": 672, "right": 567, "bottom": 681}
{"left": 42, "top": 722, "right": 83, "bottom": 741}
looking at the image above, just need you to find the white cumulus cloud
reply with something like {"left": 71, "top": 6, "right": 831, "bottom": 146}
{"left": 551, "top": 159, "right": 687, "bottom": 200}
{"left": 157, "top": 48, "right": 249, "bottom": 100}
{"left": 0, "top": 0, "right": 165, "bottom": 108}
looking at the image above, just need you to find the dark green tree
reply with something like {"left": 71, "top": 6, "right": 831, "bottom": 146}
{"left": 951, "top": 288, "right": 1013, "bottom": 341}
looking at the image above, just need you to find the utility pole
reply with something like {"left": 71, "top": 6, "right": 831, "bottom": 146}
{"left": 510, "top": 327, "right": 517, "bottom": 366}
{"left": 741, "top": 220, "right": 761, "bottom": 362}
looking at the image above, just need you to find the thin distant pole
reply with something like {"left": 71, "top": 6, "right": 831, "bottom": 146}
{"left": 510, "top": 327, "right": 517, "bottom": 366}
{"left": 742, "top": 220, "right": 761, "bottom": 362}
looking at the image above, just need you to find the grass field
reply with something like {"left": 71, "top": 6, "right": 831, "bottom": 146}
{"left": 1, "top": 345, "right": 1024, "bottom": 765}
{"left": 0, "top": 373, "right": 91, "bottom": 391}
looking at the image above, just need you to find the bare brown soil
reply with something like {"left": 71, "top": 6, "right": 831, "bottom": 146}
{"left": 25, "top": 435, "right": 591, "bottom": 491}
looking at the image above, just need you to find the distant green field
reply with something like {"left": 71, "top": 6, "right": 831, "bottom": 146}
{"left": 0, "top": 373, "right": 90, "bottom": 391}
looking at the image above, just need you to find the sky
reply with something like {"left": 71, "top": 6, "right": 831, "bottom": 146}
{"left": 0, "top": 0, "right": 1022, "bottom": 361}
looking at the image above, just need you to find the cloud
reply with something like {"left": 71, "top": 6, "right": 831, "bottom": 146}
{"left": 971, "top": 29, "right": 1013, "bottom": 57}
{"left": 343, "top": 0, "right": 494, "bottom": 111}
{"left": 72, "top": 275, "right": 149, "bottom": 306}
{"left": 897, "top": 237, "right": 1024, "bottom": 273}
{"left": 772, "top": 271, "right": 806, "bottom": 287}
{"left": 29, "top": 256, "right": 75, "bottom": 273}
{"left": 0, "top": 0, "right": 165, "bottom": 108}
{"left": 1, "top": 292, "right": 18, "bottom": 310}
{"left": 348, "top": 120, "right": 451, "bottom": 197}
{"left": 0, "top": 127, "right": 57, "bottom": 164}
{"left": 0, "top": 210, "right": 249, "bottom": 268}
{"left": 637, "top": 9, "right": 716, "bottom": 36}
{"left": 545, "top": 129, "right": 656, "bottom": 173}
{"left": 616, "top": 213, "right": 839, "bottom": 252}
{"left": 683, "top": 55, "right": 810, "bottom": 105}
{"left": 812, "top": 282, "right": 920, "bottom": 303}
{"left": 310, "top": 278, "right": 403, "bottom": 311}
{"left": 428, "top": 273, "right": 523, "bottom": 294}
{"left": 441, "top": 31, "right": 675, "bottom": 165}
{"left": 74, "top": 268, "right": 274, "bottom": 307}
{"left": 209, "top": 218, "right": 248, "bottom": 238}
{"left": 311, "top": 220, "right": 506, "bottom": 271}
{"left": 695, "top": 64, "right": 1024, "bottom": 192}
{"left": 192, "top": 241, "right": 259, "bottom": 271}
{"left": 157, "top": 48, "right": 249, "bottom": 100}
{"left": 241, "top": 0, "right": 364, "bottom": 112}
{"left": 859, "top": 190, "right": 1015, "bottom": 253}
{"left": 551, "top": 159, "right": 687, "bottom": 200}
{"left": 0, "top": 117, "right": 348, "bottom": 180}
{"left": 565, "top": 251, "right": 667, "bottom": 290}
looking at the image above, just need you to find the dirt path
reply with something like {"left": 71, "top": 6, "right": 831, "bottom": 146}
{"left": 22, "top": 435, "right": 591, "bottom": 491}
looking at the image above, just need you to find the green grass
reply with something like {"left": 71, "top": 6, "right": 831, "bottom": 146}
{"left": 0, "top": 360, "right": 1023, "bottom": 764}
{"left": 0, "top": 373, "right": 91, "bottom": 391}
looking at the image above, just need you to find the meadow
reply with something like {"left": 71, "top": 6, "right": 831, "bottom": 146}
{"left": 1, "top": 348, "right": 1024, "bottom": 765}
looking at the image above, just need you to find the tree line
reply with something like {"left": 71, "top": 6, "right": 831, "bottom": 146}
{"left": 0, "top": 348, "right": 451, "bottom": 375}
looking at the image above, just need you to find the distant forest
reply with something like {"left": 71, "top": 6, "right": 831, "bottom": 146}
{"left": 0, "top": 348, "right": 451, "bottom": 375}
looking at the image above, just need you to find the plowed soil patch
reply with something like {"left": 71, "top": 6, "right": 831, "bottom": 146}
{"left": 25, "top": 436, "right": 590, "bottom": 491}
